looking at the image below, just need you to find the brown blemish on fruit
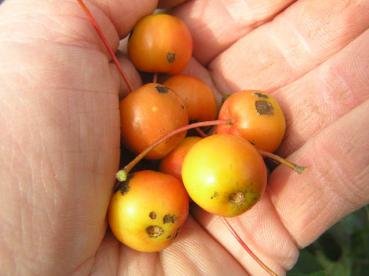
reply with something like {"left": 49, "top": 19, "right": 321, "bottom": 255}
{"left": 114, "top": 173, "right": 134, "bottom": 194}
{"left": 156, "top": 85, "right": 169, "bottom": 93}
{"left": 149, "top": 211, "right": 157, "bottom": 220}
{"left": 146, "top": 225, "right": 164, "bottom": 238}
{"left": 255, "top": 100, "right": 274, "bottom": 115}
{"left": 166, "top": 235, "right": 172, "bottom": 239}
{"left": 163, "top": 214, "right": 177, "bottom": 224}
{"left": 210, "top": 192, "right": 219, "bottom": 199}
{"left": 167, "top": 52, "right": 176, "bottom": 63}
{"left": 254, "top": 92, "right": 268, "bottom": 99}
{"left": 229, "top": 192, "right": 245, "bottom": 204}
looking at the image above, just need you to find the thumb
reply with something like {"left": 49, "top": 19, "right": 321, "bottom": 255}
{"left": 1, "top": 0, "right": 157, "bottom": 52}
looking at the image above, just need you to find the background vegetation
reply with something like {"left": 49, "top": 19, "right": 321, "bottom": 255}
{"left": 289, "top": 206, "right": 369, "bottom": 276}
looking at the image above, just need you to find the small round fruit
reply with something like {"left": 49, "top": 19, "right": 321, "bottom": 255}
{"left": 120, "top": 83, "right": 189, "bottom": 159}
{"left": 164, "top": 75, "right": 218, "bottom": 121}
{"left": 159, "top": 136, "right": 201, "bottom": 180}
{"left": 182, "top": 134, "right": 267, "bottom": 217}
{"left": 109, "top": 170, "right": 189, "bottom": 252}
{"left": 217, "top": 90, "right": 286, "bottom": 152}
{"left": 128, "top": 14, "right": 192, "bottom": 74}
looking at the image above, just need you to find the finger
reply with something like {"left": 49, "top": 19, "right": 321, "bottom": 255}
{"left": 270, "top": 99, "right": 369, "bottom": 247}
{"left": 91, "top": 218, "right": 248, "bottom": 275}
{"left": 158, "top": 0, "right": 188, "bottom": 9}
{"left": 172, "top": 0, "right": 295, "bottom": 64}
{"left": 0, "top": 0, "right": 120, "bottom": 55}
{"left": 192, "top": 195, "right": 299, "bottom": 274}
{"left": 161, "top": 217, "right": 247, "bottom": 275}
{"left": 181, "top": 58, "right": 223, "bottom": 105}
{"left": 114, "top": 50, "right": 143, "bottom": 98}
{"left": 209, "top": 0, "right": 369, "bottom": 94}
{"left": 89, "top": 0, "right": 157, "bottom": 37}
{"left": 274, "top": 28, "right": 369, "bottom": 155}
{"left": 3, "top": 0, "right": 157, "bottom": 55}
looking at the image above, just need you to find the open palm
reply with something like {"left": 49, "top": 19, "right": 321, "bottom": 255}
{"left": 0, "top": 0, "right": 368, "bottom": 275}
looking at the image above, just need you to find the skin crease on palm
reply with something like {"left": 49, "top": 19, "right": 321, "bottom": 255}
{"left": 0, "top": 0, "right": 368, "bottom": 275}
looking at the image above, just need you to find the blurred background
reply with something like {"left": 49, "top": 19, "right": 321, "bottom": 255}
{"left": 289, "top": 205, "right": 369, "bottom": 276}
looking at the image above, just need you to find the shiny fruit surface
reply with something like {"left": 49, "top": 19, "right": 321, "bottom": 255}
{"left": 128, "top": 14, "right": 192, "bottom": 74}
{"left": 164, "top": 75, "right": 218, "bottom": 121}
{"left": 217, "top": 91, "right": 286, "bottom": 152}
{"left": 159, "top": 136, "right": 201, "bottom": 180}
{"left": 109, "top": 170, "right": 189, "bottom": 252}
{"left": 182, "top": 134, "right": 267, "bottom": 217}
{"left": 120, "top": 83, "right": 189, "bottom": 159}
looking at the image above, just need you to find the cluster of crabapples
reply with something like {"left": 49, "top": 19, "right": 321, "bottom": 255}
{"left": 107, "top": 13, "right": 296, "bottom": 254}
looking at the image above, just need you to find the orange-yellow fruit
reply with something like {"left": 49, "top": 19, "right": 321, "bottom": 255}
{"left": 120, "top": 83, "right": 189, "bottom": 159}
{"left": 182, "top": 134, "right": 267, "bottom": 217}
{"left": 109, "top": 170, "right": 189, "bottom": 252}
{"left": 164, "top": 75, "right": 218, "bottom": 121}
{"left": 128, "top": 14, "right": 192, "bottom": 74}
{"left": 217, "top": 90, "right": 286, "bottom": 152}
{"left": 159, "top": 136, "right": 201, "bottom": 180}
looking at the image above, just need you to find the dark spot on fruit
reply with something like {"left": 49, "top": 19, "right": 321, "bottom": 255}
{"left": 229, "top": 192, "right": 245, "bottom": 204}
{"left": 149, "top": 211, "right": 157, "bottom": 220}
{"left": 166, "top": 235, "right": 172, "bottom": 239}
{"left": 255, "top": 100, "right": 274, "bottom": 115}
{"left": 156, "top": 85, "right": 169, "bottom": 93}
{"left": 114, "top": 173, "right": 134, "bottom": 194}
{"left": 210, "top": 192, "right": 219, "bottom": 199}
{"left": 250, "top": 140, "right": 256, "bottom": 145}
{"left": 254, "top": 92, "right": 268, "bottom": 99}
{"left": 167, "top": 52, "right": 176, "bottom": 64}
{"left": 181, "top": 104, "right": 185, "bottom": 110}
{"left": 146, "top": 225, "right": 164, "bottom": 238}
{"left": 163, "top": 214, "right": 177, "bottom": 224}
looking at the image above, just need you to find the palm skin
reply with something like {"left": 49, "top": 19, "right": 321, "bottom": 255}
{"left": 0, "top": 0, "right": 368, "bottom": 275}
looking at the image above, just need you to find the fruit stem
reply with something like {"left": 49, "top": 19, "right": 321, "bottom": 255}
{"left": 76, "top": 0, "right": 133, "bottom": 93}
{"left": 258, "top": 150, "right": 305, "bottom": 174}
{"left": 196, "top": 127, "right": 207, "bottom": 137}
{"left": 153, "top": 73, "right": 158, "bottom": 84}
{"left": 222, "top": 217, "right": 278, "bottom": 276}
{"left": 116, "top": 119, "right": 230, "bottom": 180}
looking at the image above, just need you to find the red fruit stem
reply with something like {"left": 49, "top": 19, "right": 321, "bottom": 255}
{"left": 153, "top": 73, "right": 158, "bottom": 84}
{"left": 76, "top": 0, "right": 133, "bottom": 93}
{"left": 195, "top": 127, "right": 207, "bottom": 137}
{"left": 258, "top": 149, "right": 305, "bottom": 174}
{"left": 222, "top": 217, "right": 278, "bottom": 276}
{"left": 116, "top": 120, "right": 230, "bottom": 181}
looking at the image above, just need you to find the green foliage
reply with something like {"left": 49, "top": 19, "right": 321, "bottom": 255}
{"left": 289, "top": 206, "right": 369, "bottom": 276}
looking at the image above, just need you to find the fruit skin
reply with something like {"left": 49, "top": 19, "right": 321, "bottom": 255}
{"left": 120, "top": 83, "right": 189, "bottom": 159}
{"left": 217, "top": 90, "right": 286, "bottom": 152}
{"left": 159, "top": 136, "right": 201, "bottom": 180}
{"left": 128, "top": 14, "right": 192, "bottom": 74}
{"left": 182, "top": 134, "right": 267, "bottom": 217}
{"left": 164, "top": 75, "right": 218, "bottom": 121}
{"left": 109, "top": 170, "right": 189, "bottom": 252}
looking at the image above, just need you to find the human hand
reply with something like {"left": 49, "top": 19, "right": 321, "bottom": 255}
{"left": 0, "top": 0, "right": 368, "bottom": 275}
